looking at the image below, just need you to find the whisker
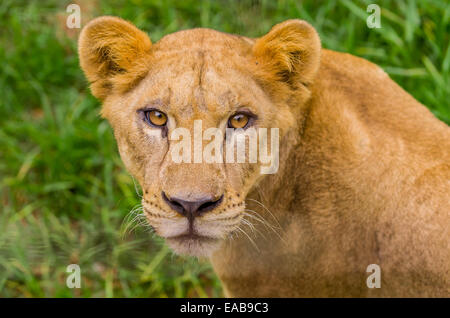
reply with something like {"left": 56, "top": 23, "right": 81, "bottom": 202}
{"left": 244, "top": 209, "right": 280, "bottom": 233}
{"left": 243, "top": 210, "right": 281, "bottom": 230}
{"left": 120, "top": 204, "right": 146, "bottom": 238}
{"left": 246, "top": 198, "right": 282, "bottom": 229}
{"left": 121, "top": 205, "right": 141, "bottom": 227}
{"left": 241, "top": 218, "right": 256, "bottom": 233}
{"left": 244, "top": 210, "right": 287, "bottom": 245}
{"left": 130, "top": 175, "right": 142, "bottom": 198}
{"left": 236, "top": 226, "right": 260, "bottom": 252}
{"left": 241, "top": 217, "right": 268, "bottom": 240}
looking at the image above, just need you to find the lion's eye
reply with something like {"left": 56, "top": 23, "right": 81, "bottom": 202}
{"left": 144, "top": 109, "right": 167, "bottom": 127}
{"left": 228, "top": 113, "right": 250, "bottom": 129}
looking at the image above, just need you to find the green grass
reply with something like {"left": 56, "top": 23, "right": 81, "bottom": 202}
{"left": 0, "top": 0, "right": 448, "bottom": 297}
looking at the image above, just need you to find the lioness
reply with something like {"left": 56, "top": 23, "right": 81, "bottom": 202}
{"left": 78, "top": 16, "right": 449, "bottom": 297}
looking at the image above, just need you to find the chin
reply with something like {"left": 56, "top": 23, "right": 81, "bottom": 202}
{"left": 165, "top": 234, "right": 222, "bottom": 258}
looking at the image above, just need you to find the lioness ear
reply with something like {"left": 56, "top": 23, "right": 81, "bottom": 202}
{"left": 253, "top": 19, "right": 321, "bottom": 88}
{"left": 78, "top": 16, "right": 152, "bottom": 100}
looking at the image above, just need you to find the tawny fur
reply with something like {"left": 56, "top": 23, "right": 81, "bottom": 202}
{"left": 79, "top": 16, "right": 450, "bottom": 297}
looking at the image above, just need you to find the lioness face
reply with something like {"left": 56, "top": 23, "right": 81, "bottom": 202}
{"left": 79, "top": 17, "right": 320, "bottom": 257}
{"left": 108, "top": 48, "right": 280, "bottom": 257}
{"left": 102, "top": 34, "right": 286, "bottom": 257}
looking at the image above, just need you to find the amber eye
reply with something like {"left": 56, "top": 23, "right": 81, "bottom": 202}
{"left": 144, "top": 109, "right": 167, "bottom": 127}
{"left": 228, "top": 113, "right": 250, "bottom": 129}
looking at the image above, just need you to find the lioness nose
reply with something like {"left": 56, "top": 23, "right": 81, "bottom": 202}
{"left": 162, "top": 192, "right": 223, "bottom": 218}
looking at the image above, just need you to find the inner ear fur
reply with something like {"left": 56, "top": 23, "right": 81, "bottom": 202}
{"left": 253, "top": 19, "right": 321, "bottom": 89}
{"left": 78, "top": 16, "right": 152, "bottom": 100}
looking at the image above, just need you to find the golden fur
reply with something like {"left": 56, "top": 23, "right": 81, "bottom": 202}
{"left": 79, "top": 16, "right": 450, "bottom": 297}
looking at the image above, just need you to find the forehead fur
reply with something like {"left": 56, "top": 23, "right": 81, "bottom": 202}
{"left": 154, "top": 28, "right": 255, "bottom": 55}
{"left": 140, "top": 28, "right": 257, "bottom": 106}
{"left": 140, "top": 28, "right": 259, "bottom": 116}
{"left": 105, "top": 51, "right": 271, "bottom": 129}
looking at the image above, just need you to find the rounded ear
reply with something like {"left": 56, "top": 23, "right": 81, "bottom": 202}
{"left": 78, "top": 16, "right": 152, "bottom": 100}
{"left": 253, "top": 19, "right": 321, "bottom": 89}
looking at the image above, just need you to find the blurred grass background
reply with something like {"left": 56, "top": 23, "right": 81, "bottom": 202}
{"left": 0, "top": 0, "right": 449, "bottom": 297}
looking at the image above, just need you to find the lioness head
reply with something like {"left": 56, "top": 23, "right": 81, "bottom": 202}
{"left": 78, "top": 16, "right": 320, "bottom": 257}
